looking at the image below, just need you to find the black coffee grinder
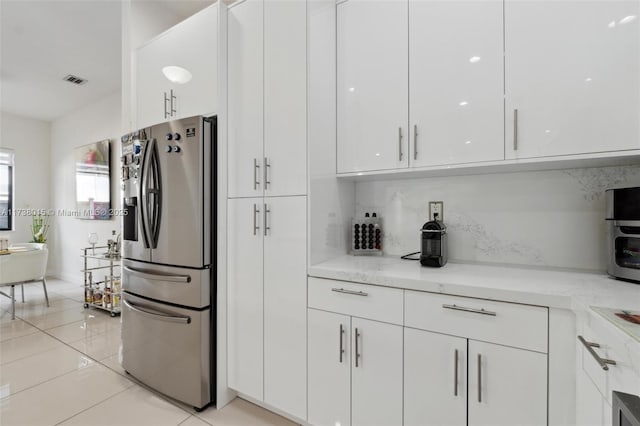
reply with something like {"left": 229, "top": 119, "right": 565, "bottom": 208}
{"left": 420, "top": 213, "right": 448, "bottom": 267}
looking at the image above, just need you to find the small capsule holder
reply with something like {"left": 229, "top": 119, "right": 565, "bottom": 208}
{"left": 351, "top": 215, "right": 383, "bottom": 255}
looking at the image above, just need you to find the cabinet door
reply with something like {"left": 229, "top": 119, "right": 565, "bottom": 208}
{"left": 228, "top": 0, "right": 264, "bottom": 198}
{"left": 337, "top": 0, "right": 409, "bottom": 173}
{"left": 409, "top": 0, "right": 504, "bottom": 167}
{"left": 468, "top": 341, "right": 547, "bottom": 426}
{"left": 264, "top": 196, "right": 307, "bottom": 419}
{"left": 227, "top": 197, "right": 264, "bottom": 400}
{"left": 136, "top": 38, "right": 169, "bottom": 129}
{"left": 351, "top": 318, "right": 403, "bottom": 426}
{"left": 264, "top": 0, "right": 307, "bottom": 197}
{"left": 171, "top": 5, "right": 218, "bottom": 119}
{"left": 308, "top": 309, "right": 351, "bottom": 426}
{"left": 505, "top": 0, "right": 640, "bottom": 158}
{"left": 404, "top": 328, "right": 467, "bottom": 426}
{"left": 576, "top": 361, "right": 611, "bottom": 426}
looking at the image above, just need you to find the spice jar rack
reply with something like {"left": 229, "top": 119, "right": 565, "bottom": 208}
{"left": 81, "top": 246, "right": 121, "bottom": 317}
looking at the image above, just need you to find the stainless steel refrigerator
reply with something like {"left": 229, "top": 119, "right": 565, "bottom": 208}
{"left": 120, "top": 115, "right": 216, "bottom": 410}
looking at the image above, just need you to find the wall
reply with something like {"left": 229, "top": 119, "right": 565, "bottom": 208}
{"left": 0, "top": 112, "right": 51, "bottom": 244}
{"left": 48, "top": 92, "right": 122, "bottom": 282}
{"left": 355, "top": 165, "right": 640, "bottom": 271}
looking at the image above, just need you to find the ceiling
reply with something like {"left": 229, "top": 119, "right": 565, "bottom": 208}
{"left": 0, "top": 0, "right": 214, "bottom": 123}
{"left": 0, "top": 1, "right": 122, "bottom": 122}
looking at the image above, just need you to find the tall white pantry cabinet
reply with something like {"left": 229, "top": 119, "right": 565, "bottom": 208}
{"left": 226, "top": 0, "right": 308, "bottom": 421}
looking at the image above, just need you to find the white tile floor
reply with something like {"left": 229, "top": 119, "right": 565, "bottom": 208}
{"left": 0, "top": 279, "right": 297, "bottom": 426}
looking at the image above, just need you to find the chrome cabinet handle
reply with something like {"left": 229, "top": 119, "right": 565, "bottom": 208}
{"left": 123, "top": 266, "right": 191, "bottom": 283}
{"left": 413, "top": 125, "right": 418, "bottom": 160}
{"left": 164, "top": 92, "right": 170, "bottom": 119}
{"left": 443, "top": 304, "right": 497, "bottom": 316}
{"left": 513, "top": 109, "right": 518, "bottom": 151}
{"left": 264, "top": 203, "right": 270, "bottom": 236}
{"left": 170, "top": 89, "right": 176, "bottom": 117}
{"left": 264, "top": 157, "right": 271, "bottom": 189}
{"left": 398, "top": 127, "right": 403, "bottom": 161}
{"left": 331, "top": 288, "right": 368, "bottom": 297}
{"left": 339, "top": 324, "right": 345, "bottom": 363}
{"left": 355, "top": 327, "right": 360, "bottom": 368}
{"left": 123, "top": 298, "right": 190, "bottom": 324}
{"left": 477, "top": 353, "right": 482, "bottom": 403}
{"left": 253, "top": 159, "right": 260, "bottom": 190}
{"left": 578, "top": 335, "right": 617, "bottom": 371}
{"left": 454, "top": 349, "right": 459, "bottom": 396}
{"left": 253, "top": 203, "right": 260, "bottom": 235}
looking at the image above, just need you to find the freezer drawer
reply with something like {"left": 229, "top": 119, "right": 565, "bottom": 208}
{"left": 123, "top": 259, "right": 211, "bottom": 308}
{"left": 121, "top": 292, "right": 212, "bottom": 408}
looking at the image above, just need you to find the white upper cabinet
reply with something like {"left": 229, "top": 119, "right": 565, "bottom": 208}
{"left": 409, "top": 0, "right": 504, "bottom": 167}
{"left": 228, "top": 0, "right": 307, "bottom": 198}
{"left": 264, "top": 0, "right": 307, "bottom": 197}
{"left": 228, "top": 0, "right": 264, "bottom": 198}
{"left": 337, "top": 0, "right": 409, "bottom": 173}
{"left": 505, "top": 0, "right": 640, "bottom": 158}
{"left": 136, "top": 5, "right": 218, "bottom": 129}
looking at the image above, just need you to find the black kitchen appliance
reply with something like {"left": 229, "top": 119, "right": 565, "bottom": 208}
{"left": 606, "top": 187, "right": 640, "bottom": 283}
{"left": 421, "top": 215, "right": 447, "bottom": 267}
{"left": 613, "top": 391, "right": 640, "bottom": 426}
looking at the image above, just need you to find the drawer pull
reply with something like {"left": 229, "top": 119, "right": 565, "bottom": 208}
{"left": 443, "top": 304, "right": 497, "bottom": 316}
{"left": 331, "top": 288, "right": 368, "bottom": 297}
{"left": 578, "top": 335, "right": 617, "bottom": 371}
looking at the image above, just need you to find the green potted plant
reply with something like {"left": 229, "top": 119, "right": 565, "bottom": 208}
{"left": 31, "top": 214, "right": 51, "bottom": 244}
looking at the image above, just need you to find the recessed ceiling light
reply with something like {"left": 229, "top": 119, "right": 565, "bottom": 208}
{"left": 459, "top": 101, "right": 469, "bottom": 106}
{"left": 469, "top": 56, "right": 481, "bottom": 63}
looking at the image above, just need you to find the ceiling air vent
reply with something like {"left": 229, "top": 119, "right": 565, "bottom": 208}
{"left": 63, "top": 74, "right": 88, "bottom": 85}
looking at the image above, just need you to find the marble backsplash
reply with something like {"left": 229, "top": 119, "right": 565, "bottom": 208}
{"left": 355, "top": 165, "right": 640, "bottom": 271}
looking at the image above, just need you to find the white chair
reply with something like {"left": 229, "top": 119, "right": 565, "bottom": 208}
{"left": 0, "top": 243, "right": 49, "bottom": 320}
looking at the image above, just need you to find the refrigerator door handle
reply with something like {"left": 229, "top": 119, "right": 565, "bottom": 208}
{"left": 139, "top": 140, "right": 152, "bottom": 248}
{"left": 124, "top": 265, "right": 191, "bottom": 283}
{"left": 123, "top": 298, "right": 191, "bottom": 324}
{"left": 146, "top": 139, "right": 162, "bottom": 248}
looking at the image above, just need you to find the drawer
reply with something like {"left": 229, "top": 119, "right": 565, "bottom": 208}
{"left": 405, "top": 290, "right": 548, "bottom": 353}
{"left": 308, "top": 277, "right": 403, "bottom": 325}
{"left": 579, "top": 316, "right": 640, "bottom": 406}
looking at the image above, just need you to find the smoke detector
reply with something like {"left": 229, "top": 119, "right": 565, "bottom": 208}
{"left": 62, "top": 74, "right": 88, "bottom": 85}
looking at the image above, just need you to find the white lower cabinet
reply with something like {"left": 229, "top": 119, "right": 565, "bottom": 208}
{"left": 404, "top": 328, "right": 467, "bottom": 426}
{"left": 308, "top": 309, "right": 351, "bottom": 426}
{"left": 467, "top": 341, "right": 547, "bottom": 426}
{"left": 404, "top": 328, "right": 546, "bottom": 426}
{"left": 307, "top": 309, "right": 403, "bottom": 426}
{"left": 227, "top": 196, "right": 307, "bottom": 416}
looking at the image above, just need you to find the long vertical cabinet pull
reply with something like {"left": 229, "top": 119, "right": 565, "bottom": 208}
{"left": 263, "top": 203, "right": 270, "bottom": 236}
{"left": 263, "top": 158, "right": 271, "bottom": 190}
{"left": 398, "top": 127, "right": 403, "bottom": 161}
{"left": 454, "top": 349, "right": 459, "bottom": 396}
{"left": 170, "top": 89, "right": 177, "bottom": 117}
{"left": 164, "top": 92, "right": 170, "bottom": 119}
{"left": 253, "top": 204, "right": 260, "bottom": 235}
{"left": 253, "top": 159, "right": 260, "bottom": 190}
{"left": 354, "top": 328, "right": 361, "bottom": 367}
{"left": 513, "top": 109, "right": 519, "bottom": 151}
{"left": 339, "top": 324, "right": 345, "bottom": 363}
{"left": 477, "top": 353, "right": 482, "bottom": 403}
{"left": 413, "top": 125, "right": 418, "bottom": 160}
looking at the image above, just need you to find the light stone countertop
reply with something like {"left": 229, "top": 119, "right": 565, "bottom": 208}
{"left": 308, "top": 255, "right": 640, "bottom": 345}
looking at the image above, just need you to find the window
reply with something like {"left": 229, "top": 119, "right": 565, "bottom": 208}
{"left": 0, "top": 149, "right": 14, "bottom": 231}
